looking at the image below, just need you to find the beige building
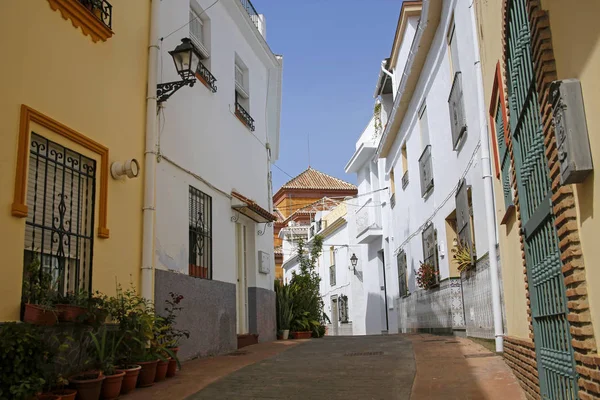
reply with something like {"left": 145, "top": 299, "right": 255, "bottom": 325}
{"left": 476, "top": 0, "right": 600, "bottom": 398}
{"left": 0, "top": 0, "right": 149, "bottom": 321}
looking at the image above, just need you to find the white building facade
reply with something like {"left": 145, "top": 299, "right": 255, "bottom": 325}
{"left": 154, "top": 0, "right": 282, "bottom": 359}
{"left": 353, "top": 0, "right": 504, "bottom": 338}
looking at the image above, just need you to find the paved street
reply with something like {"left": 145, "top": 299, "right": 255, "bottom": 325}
{"left": 124, "top": 334, "right": 525, "bottom": 400}
{"left": 188, "top": 335, "right": 415, "bottom": 400}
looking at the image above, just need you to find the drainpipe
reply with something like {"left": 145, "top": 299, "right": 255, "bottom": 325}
{"left": 468, "top": 2, "right": 504, "bottom": 353}
{"left": 380, "top": 61, "right": 394, "bottom": 79}
{"left": 141, "top": 0, "right": 160, "bottom": 301}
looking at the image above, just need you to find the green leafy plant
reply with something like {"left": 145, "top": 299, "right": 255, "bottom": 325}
{"left": 452, "top": 241, "right": 476, "bottom": 273}
{"left": 22, "top": 254, "right": 56, "bottom": 307}
{"left": 160, "top": 292, "right": 190, "bottom": 348}
{"left": 54, "top": 289, "right": 89, "bottom": 306}
{"left": 416, "top": 261, "right": 439, "bottom": 290}
{"left": 289, "top": 236, "right": 324, "bottom": 333}
{"left": 89, "top": 327, "right": 124, "bottom": 376}
{"left": 275, "top": 280, "right": 294, "bottom": 331}
{"left": 0, "top": 323, "right": 53, "bottom": 400}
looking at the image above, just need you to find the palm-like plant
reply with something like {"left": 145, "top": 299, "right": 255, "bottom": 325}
{"left": 89, "top": 327, "right": 124, "bottom": 376}
{"left": 275, "top": 281, "right": 294, "bottom": 331}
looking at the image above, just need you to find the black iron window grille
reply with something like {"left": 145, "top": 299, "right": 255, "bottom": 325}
{"left": 329, "top": 264, "right": 336, "bottom": 286}
{"left": 189, "top": 186, "right": 212, "bottom": 279}
{"left": 397, "top": 250, "right": 408, "bottom": 297}
{"left": 419, "top": 145, "right": 434, "bottom": 197}
{"left": 78, "top": 0, "right": 113, "bottom": 30}
{"left": 421, "top": 222, "right": 440, "bottom": 284}
{"left": 238, "top": 0, "right": 261, "bottom": 31}
{"left": 197, "top": 62, "right": 217, "bottom": 93}
{"left": 235, "top": 98, "right": 255, "bottom": 131}
{"left": 339, "top": 295, "right": 349, "bottom": 323}
{"left": 24, "top": 133, "right": 96, "bottom": 296}
{"left": 402, "top": 170, "right": 409, "bottom": 190}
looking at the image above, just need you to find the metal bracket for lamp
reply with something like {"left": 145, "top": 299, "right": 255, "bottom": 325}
{"left": 157, "top": 78, "right": 196, "bottom": 104}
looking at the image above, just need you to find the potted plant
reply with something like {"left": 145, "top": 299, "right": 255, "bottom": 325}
{"left": 89, "top": 327, "right": 125, "bottom": 400}
{"left": 55, "top": 289, "right": 89, "bottom": 322}
{"left": 416, "top": 261, "right": 439, "bottom": 290}
{"left": 103, "top": 284, "right": 146, "bottom": 395}
{"left": 49, "top": 376, "right": 77, "bottom": 400}
{"left": 452, "top": 241, "right": 476, "bottom": 275}
{"left": 22, "top": 255, "right": 58, "bottom": 325}
{"left": 291, "top": 311, "right": 319, "bottom": 340}
{"left": 275, "top": 282, "right": 293, "bottom": 340}
{"left": 0, "top": 323, "right": 50, "bottom": 400}
{"left": 160, "top": 292, "right": 189, "bottom": 378}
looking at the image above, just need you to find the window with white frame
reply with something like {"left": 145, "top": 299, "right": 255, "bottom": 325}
{"left": 189, "top": 3, "right": 210, "bottom": 59}
{"left": 234, "top": 55, "right": 254, "bottom": 130}
{"left": 329, "top": 246, "right": 336, "bottom": 286}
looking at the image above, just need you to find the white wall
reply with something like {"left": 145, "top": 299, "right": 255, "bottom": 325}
{"left": 155, "top": 0, "right": 281, "bottom": 291}
{"left": 385, "top": 0, "right": 493, "bottom": 296}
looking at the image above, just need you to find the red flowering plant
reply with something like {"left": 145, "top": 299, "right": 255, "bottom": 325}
{"left": 158, "top": 292, "right": 190, "bottom": 349}
{"left": 416, "top": 262, "right": 439, "bottom": 290}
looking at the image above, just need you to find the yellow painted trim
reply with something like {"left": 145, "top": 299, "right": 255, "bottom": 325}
{"left": 47, "top": 0, "right": 114, "bottom": 43}
{"left": 390, "top": 2, "right": 423, "bottom": 68}
{"left": 11, "top": 105, "right": 111, "bottom": 239}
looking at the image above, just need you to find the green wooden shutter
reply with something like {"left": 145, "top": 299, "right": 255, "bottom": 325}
{"left": 495, "top": 101, "right": 513, "bottom": 209}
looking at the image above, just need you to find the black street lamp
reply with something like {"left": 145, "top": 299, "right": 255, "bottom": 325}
{"left": 157, "top": 38, "right": 201, "bottom": 104}
{"left": 350, "top": 253, "right": 358, "bottom": 269}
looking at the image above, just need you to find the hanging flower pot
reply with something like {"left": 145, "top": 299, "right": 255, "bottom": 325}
{"left": 50, "top": 389, "right": 77, "bottom": 400}
{"left": 136, "top": 360, "right": 159, "bottom": 387}
{"left": 100, "top": 370, "right": 125, "bottom": 400}
{"left": 118, "top": 365, "right": 141, "bottom": 395}
{"left": 154, "top": 360, "right": 169, "bottom": 382}
{"left": 23, "top": 304, "right": 57, "bottom": 326}
{"left": 69, "top": 371, "right": 105, "bottom": 400}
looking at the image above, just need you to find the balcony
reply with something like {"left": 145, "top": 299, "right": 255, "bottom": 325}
{"left": 355, "top": 198, "right": 383, "bottom": 244}
{"left": 419, "top": 145, "right": 434, "bottom": 197}
{"left": 238, "top": 0, "right": 262, "bottom": 33}
{"left": 78, "top": 0, "right": 112, "bottom": 30}
{"left": 196, "top": 62, "right": 217, "bottom": 93}
{"left": 448, "top": 72, "right": 467, "bottom": 149}
{"left": 402, "top": 170, "right": 409, "bottom": 190}
{"left": 235, "top": 101, "right": 255, "bottom": 131}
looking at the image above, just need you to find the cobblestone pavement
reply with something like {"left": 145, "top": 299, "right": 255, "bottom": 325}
{"left": 186, "top": 335, "right": 416, "bottom": 400}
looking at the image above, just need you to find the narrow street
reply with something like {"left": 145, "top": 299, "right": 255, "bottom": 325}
{"left": 124, "top": 335, "right": 525, "bottom": 400}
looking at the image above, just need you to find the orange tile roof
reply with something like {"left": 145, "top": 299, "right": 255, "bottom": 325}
{"left": 231, "top": 191, "right": 277, "bottom": 222}
{"left": 279, "top": 167, "right": 356, "bottom": 191}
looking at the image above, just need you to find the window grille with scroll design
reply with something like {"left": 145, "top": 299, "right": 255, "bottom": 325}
{"left": 189, "top": 186, "right": 212, "bottom": 279}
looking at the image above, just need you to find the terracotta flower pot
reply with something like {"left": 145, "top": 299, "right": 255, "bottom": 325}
{"left": 292, "top": 331, "right": 312, "bottom": 339}
{"left": 23, "top": 304, "right": 57, "bottom": 326}
{"left": 166, "top": 358, "right": 178, "bottom": 378}
{"left": 69, "top": 372, "right": 105, "bottom": 400}
{"left": 154, "top": 360, "right": 169, "bottom": 382}
{"left": 101, "top": 370, "right": 125, "bottom": 400}
{"left": 118, "top": 365, "right": 141, "bottom": 395}
{"left": 166, "top": 347, "right": 179, "bottom": 378}
{"left": 56, "top": 304, "right": 87, "bottom": 322}
{"left": 50, "top": 389, "right": 77, "bottom": 400}
{"left": 136, "top": 360, "right": 159, "bottom": 387}
{"left": 37, "top": 394, "right": 61, "bottom": 400}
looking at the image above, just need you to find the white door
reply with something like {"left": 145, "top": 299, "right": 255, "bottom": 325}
{"left": 236, "top": 224, "right": 248, "bottom": 334}
{"left": 331, "top": 297, "right": 339, "bottom": 336}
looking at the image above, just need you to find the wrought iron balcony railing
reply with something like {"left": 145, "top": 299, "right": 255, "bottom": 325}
{"left": 196, "top": 62, "right": 217, "bottom": 93}
{"left": 419, "top": 145, "right": 434, "bottom": 197}
{"left": 79, "top": 0, "right": 112, "bottom": 30}
{"left": 402, "top": 170, "right": 409, "bottom": 190}
{"left": 235, "top": 101, "right": 255, "bottom": 131}
{"left": 238, "top": 0, "right": 261, "bottom": 31}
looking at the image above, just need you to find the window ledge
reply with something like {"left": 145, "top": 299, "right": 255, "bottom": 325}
{"left": 48, "top": 0, "right": 113, "bottom": 43}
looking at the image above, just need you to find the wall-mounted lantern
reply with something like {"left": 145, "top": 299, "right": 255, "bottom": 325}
{"left": 157, "top": 38, "right": 201, "bottom": 104}
{"left": 350, "top": 253, "right": 358, "bottom": 270}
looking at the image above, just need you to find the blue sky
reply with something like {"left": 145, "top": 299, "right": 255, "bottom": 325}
{"left": 252, "top": 0, "right": 404, "bottom": 190}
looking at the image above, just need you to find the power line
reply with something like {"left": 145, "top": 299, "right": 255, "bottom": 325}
{"left": 161, "top": 0, "right": 221, "bottom": 41}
